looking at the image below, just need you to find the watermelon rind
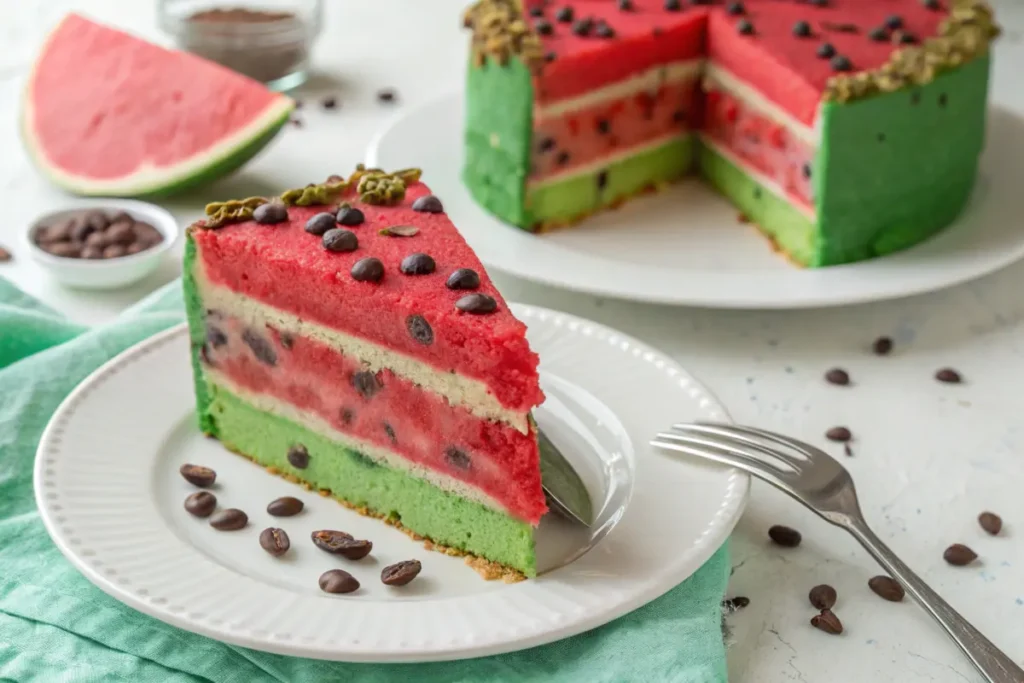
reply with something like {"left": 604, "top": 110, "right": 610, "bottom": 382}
{"left": 20, "top": 16, "right": 294, "bottom": 198}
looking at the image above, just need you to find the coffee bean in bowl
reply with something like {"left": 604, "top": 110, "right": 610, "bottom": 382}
{"left": 25, "top": 201, "right": 177, "bottom": 290}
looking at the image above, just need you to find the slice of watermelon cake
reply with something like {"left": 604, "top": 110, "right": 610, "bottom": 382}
{"left": 183, "top": 167, "right": 546, "bottom": 579}
{"left": 463, "top": 0, "right": 999, "bottom": 267}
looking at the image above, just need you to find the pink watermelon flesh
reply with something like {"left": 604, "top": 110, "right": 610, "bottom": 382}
{"left": 25, "top": 13, "right": 291, "bottom": 194}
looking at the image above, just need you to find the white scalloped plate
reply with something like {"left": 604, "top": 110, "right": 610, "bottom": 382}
{"left": 34, "top": 304, "right": 747, "bottom": 662}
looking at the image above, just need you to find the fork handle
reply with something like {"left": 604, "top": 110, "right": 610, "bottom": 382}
{"left": 846, "top": 519, "right": 1024, "bottom": 683}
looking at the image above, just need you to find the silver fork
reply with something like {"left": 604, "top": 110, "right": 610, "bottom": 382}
{"left": 652, "top": 422, "right": 1024, "bottom": 683}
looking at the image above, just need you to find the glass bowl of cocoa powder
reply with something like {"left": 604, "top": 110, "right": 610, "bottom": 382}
{"left": 158, "top": 0, "right": 322, "bottom": 91}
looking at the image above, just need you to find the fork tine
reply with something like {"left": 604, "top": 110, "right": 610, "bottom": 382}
{"left": 652, "top": 434, "right": 793, "bottom": 491}
{"left": 688, "top": 422, "right": 829, "bottom": 460}
{"left": 670, "top": 423, "right": 808, "bottom": 469}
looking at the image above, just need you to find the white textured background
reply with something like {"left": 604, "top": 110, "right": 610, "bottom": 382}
{"left": 2, "top": 1, "right": 1024, "bottom": 681}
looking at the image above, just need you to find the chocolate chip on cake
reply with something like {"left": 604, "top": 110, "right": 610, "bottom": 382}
{"left": 210, "top": 508, "right": 248, "bottom": 531}
{"left": 305, "top": 212, "right": 337, "bottom": 236}
{"left": 726, "top": 2, "right": 745, "bottom": 15}
{"left": 572, "top": 18, "right": 593, "bottom": 36}
{"left": 260, "top": 528, "right": 290, "bottom": 556}
{"left": 456, "top": 293, "right": 498, "bottom": 314}
{"left": 664, "top": 0, "right": 681, "bottom": 10}
{"left": 180, "top": 463, "right": 217, "bottom": 488}
{"left": 381, "top": 560, "right": 422, "bottom": 586}
{"left": 893, "top": 30, "right": 917, "bottom": 44}
{"left": 817, "top": 43, "right": 836, "bottom": 58}
{"left": 923, "top": 0, "right": 940, "bottom": 10}
{"left": 529, "top": 5, "right": 545, "bottom": 17}
{"left": 406, "top": 314, "right": 434, "bottom": 345}
{"left": 184, "top": 491, "right": 217, "bottom": 517}
{"left": 322, "top": 228, "right": 359, "bottom": 253}
{"left": 253, "top": 202, "right": 289, "bottom": 225}
{"left": 351, "top": 257, "right": 385, "bottom": 283}
{"left": 267, "top": 496, "right": 304, "bottom": 517}
{"left": 737, "top": 19, "right": 755, "bottom": 35}
{"left": 617, "top": 0, "right": 634, "bottom": 10}
{"left": 830, "top": 55, "right": 853, "bottom": 72}
{"left": 792, "top": 20, "right": 812, "bottom": 37}
{"left": 336, "top": 206, "right": 365, "bottom": 226}
{"left": 287, "top": 444, "right": 310, "bottom": 469}
{"left": 595, "top": 21, "right": 615, "bottom": 38}
{"left": 885, "top": 14, "right": 903, "bottom": 29}
{"left": 411, "top": 194, "right": 444, "bottom": 213}
{"left": 319, "top": 569, "right": 360, "bottom": 594}
{"left": 352, "top": 370, "right": 383, "bottom": 399}
{"left": 555, "top": 6, "right": 573, "bottom": 22}
{"left": 400, "top": 252, "right": 436, "bottom": 275}
{"left": 535, "top": 19, "right": 554, "bottom": 35}
{"left": 446, "top": 268, "right": 481, "bottom": 291}
{"left": 869, "top": 26, "right": 888, "bottom": 41}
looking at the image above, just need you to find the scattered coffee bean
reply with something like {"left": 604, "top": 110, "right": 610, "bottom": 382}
{"left": 180, "top": 463, "right": 217, "bottom": 488}
{"left": 935, "top": 368, "right": 962, "bottom": 384}
{"left": 809, "top": 584, "right": 837, "bottom": 610}
{"left": 34, "top": 209, "right": 164, "bottom": 260}
{"left": 826, "top": 426, "right": 851, "bottom": 442}
{"left": 456, "top": 293, "right": 498, "bottom": 314}
{"left": 768, "top": 525, "right": 802, "bottom": 547}
{"left": 352, "top": 370, "right": 383, "bottom": 399}
{"left": 868, "top": 575, "right": 905, "bottom": 602}
{"left": 377, "top": 88, "right": 397, "bottom": 104}
{"left": 321, "top": 96, "right": 338, "bottom": 110}
{"left": 843, "top": 443, "right": 853, "bottom": 457}
{"left": 378, "top": 225, "right": 419, "bottom": 237}
{"left": 400, "top": 253, "right": 436, "bottom": 275}
{"left": 978, "top": 511, "right": 1002, "bottom": 536}
{"left": 311, "top": 530, "right": 373, "bottom": 559}
{"left": 210, "top": 508, "right": 248, "bottom": 531}
{"left": 872, "top": 336, "right": 893, "bottom": 355}
{"left": 103, "top": 244, "right": 127, "bottom": 258}
{"left": 446, "top": 268, "right": 481, "bottom": 290}
{"left": 381, "top": 560, "right": 422, "bottom": 586}
{"left": 411, "top": 194, "right": 444, "bottom": 213}
{"left": 253, "top": 202, "right": 289, "bottom": 225}
{"left": 728, "top": 596, "right": 751, "bottom": 609}
{"left": 825, "top": 368, "right": 850, "bottom": 385}
{"left": 811, "top": 609, "right": 843, "bottom": 635}
{"left": 305, "top": 212, "right": 337, "bottom": 236}
{"left": 260, "top": 527, "right": 291, "bottom": 556}
{"left": 289, "top": 117, "right": 303, "bottom": 127}
{"left": 82, "top": 246, "right": 104, "bottom": 259}
{"left": 184, "top": 491, "right": 217, "bottom": 517}
{"left": 444, "top": 447, "right": 471, "bottom": 471}
{"left": 0, "top": 246, "right": 13, "bottom": 262}
{"left": 287, "top": 444, "right": 310, "bottom": 469}
{"left": 406, "top": 314, "right": 434, "bottom": 345}
{"left": 351, "top": 257, "right": 385, "bottom": 283}
{"left": 322, "top": 228, "right": 359, "bottom": 253}
{"left": 336, "top": 206, "right": 365, "bottom": 226}
{"left": 267, "top": 496, "right": 304, "bottom": 517}
{"left": 319, "top": 568, "right": 360, "bottom": 594}
{"left": 943, "top": 543, "right": 978, "bottom": 566}
{"left": 242, "top": 328, "right": 277, "bottom": 366}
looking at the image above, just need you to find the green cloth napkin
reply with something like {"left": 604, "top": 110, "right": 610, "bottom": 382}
{"left": 0, "top": 277, "right": 729, "bottom": 683}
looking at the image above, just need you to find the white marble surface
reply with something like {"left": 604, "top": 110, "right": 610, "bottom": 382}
{"left": 2, "top": 1, "right": 1023, "bottom": 681}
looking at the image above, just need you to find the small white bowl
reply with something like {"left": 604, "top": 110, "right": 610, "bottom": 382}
{"left": 24, "top": 199, "right": 180, "bottom": 290}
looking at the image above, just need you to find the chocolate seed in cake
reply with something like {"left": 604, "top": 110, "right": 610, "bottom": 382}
{"left": 935, "top": 367, "right": 961, "bottom": 383}
{"left": 446, "top": 268, "right": 481, "bottom": 291}
{"left": 412, "top": 194, "right": 444, "bottom": 213}
{"left": 572, "top": 18, "right": 593, "bottom": 36}
{"left": 260, "top": 527, "right": 291, "bottom": 556}
{"left": 535, "top": 19, "right": 553, "bottom": 35}
{"left": 406, "top": 314, "right": 434, "bottom": 345}
{"left": 768, "top": 524, "right": 802, "bottom": 547}
{"left": 184, "top": 491, "right": 217, "bottom": 517}
{"left": 538, "top": 137, "right": 556, "bottom": 152}
{"left": 206, "top": 326, "right": 228, "bottom": 348}
{"left": 792, "top": 21, "right": 811, "bottom": 37}
{"left": 445, "top": 447, "right": 472, "bottom": 471}
{"left": 242, "top": 328, "right": 277, "bottom": 366}
{"left": 825, "top": 368, "right": 850, "bottom": 385}
{"left": 817, "top": 43, "right": 836, "bottom": 59}
{"left": 180, "top": 463, "right": 217, "bottom": 488}
{"left": 597, "top": 170, "right": 608, "bottom": 190}
{"left": 336, "top": 206, "right": 365, "bottom": 226}
{"left": 253, "top": 202, "right": 289, "bottom": 225}
{"left": 556, "top": 150, "right": 571, "bottom": 165}
{"left": 811, "top": 609, "right": 843, "bottom": 635}
{"left": 726, "top": 2, "right": 745, "bottom": 15}
{"left": 673, "top": 109, "right": 687, "bottom": 123}
{"left": 868, "top": 575, "right": 905, "bottom": 602}
{"left": 831, "top": 55, "right": 853, "bottom": 72}
{"left": 377, "top": 88, "right": 397, "bottom": 104}
{"left": 737, "top": 19, "right": 755, "bottom": 35}
{"left": 872, "top": 336, "right": 893, "bottom": 355}
{"left": 825, "top": 426, "right": 852, "bottom": 442}
{"left": 352, "top": 370, "right": 383, "bottom": 399}
{"left": 885, "top": 14, "right": 903, "bottom": 29}
{"left": 341, "top": 408, "right": 355, "bottom": 425}
{"left": 210, "top": 508, "right": 248, "bottom": 531}
{"left": 555, "top": 6, "right": 573, "bottom": 22}
{"left": 400, "top": 253, "right": 436, "bottom": 275}
{"left": 381, "top": 560, "right": 422, "bottom": 586}
{"left": 618, "top": 0, "right": 633, "bottom": 11}
{"left": 456, "top": 293, "right": 498, "bottom": 314}
{"left": 979, "top": 511, "right": 1002, "bottom": 535}
{"left": 802, "top": 163, "right": 812, "bottom": 178}
{"left": 664, "top": 0, "right": 681, "bottom": 10}
{"left": 943, "top": 543, "right": 977, "bottom": 566}
{"left": 305, "top": 212, "right": 337, "bottom": 236}
{"left": 351, "top": 257, "right": 385, "bottom": 283}
{"left": 287, "top": 444, "right": 310, "bottom": 469}
{"left": 869, "top": 26, "right": 888, "bottom": 41}
{"left": 322, "top": 228, "right": 359, "bottom": 253}
{"left": 596, "top": 21, "right": 615, "bottom": 39}
{"left": 923, "top": 0, "right": 940, "bottom": 9}
{"left": 280, "top": 332, "right": 294, "bottom": 349}
{"left": 267, "top": 496, "right": 304, "bottom": 517}
{"left": 809, "top": 584, "right": 837, "bottom": 610}
{"left": 319, "top": 569, "right": 359, "bottom": 594}
{"left": 383, "top": 422, "right": 397, "bottom": 444}
{"left": 597, "top": 118, "right": 611, "bottom": 134}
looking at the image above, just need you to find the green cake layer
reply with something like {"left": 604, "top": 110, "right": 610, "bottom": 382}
{"left": 206, "top": 383, "right": 537, "bottom": 576}
{"left": 526, "top": 135, "right": 696, "bottom": 228}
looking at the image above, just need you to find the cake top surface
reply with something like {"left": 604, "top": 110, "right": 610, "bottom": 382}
{"left": 466, "top": 0, "right": 998, "bottom": 105}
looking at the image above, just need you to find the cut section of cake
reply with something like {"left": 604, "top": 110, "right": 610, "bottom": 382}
{"left": 183, "top": 166, "right": 547, "bottom": 579}
{"left": 462, "top": 0, "right": 999, "bottom": 267}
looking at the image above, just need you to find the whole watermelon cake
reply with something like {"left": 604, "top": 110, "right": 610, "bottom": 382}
{"left": 462, "top": 0, "right": 999, "bottom": 267}
{"left": 184, "top": 166, "right": 546, "bottom": 580}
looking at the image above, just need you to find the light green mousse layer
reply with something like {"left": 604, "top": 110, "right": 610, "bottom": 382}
{"left": 526, "top": 135, "right": 696, "bottom": 228}
{"left": 698, "top": 144, "right": 817, "bottom": 267}
{"left": 205, "top": 383, "right": 537, "bottom": 576}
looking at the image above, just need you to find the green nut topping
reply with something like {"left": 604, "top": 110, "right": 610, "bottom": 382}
{"left": 201, "top": 196, "right": 268, "bottom": 229}
{"left": 464, "top": 0, "right": 545, "bottom": 72}
{"left": 357, "top": 172, "right": 407, "bottom": 206}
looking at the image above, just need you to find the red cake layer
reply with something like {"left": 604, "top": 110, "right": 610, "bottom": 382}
{"left": 193, "top": 180, "right": 544, "bottom": 413}
{"left": 204, "top": 312, "right": 547, "bottom": 523}
{"left": 526, "top": 0, "right": 951, "bottom": 125}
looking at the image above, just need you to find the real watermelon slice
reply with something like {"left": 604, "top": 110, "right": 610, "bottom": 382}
{"left": 22, "top": 13, "right": 294, "bottom": 198}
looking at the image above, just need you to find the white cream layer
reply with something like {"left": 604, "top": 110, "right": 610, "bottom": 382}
{"left": 192, "top": 260, "right": 530, "bottom": 434}
{"left": 535, "top": 59, "right": 704, "bottom": 121}
{"left": 207, "top": 370, "right": 510, "bottom": 515}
